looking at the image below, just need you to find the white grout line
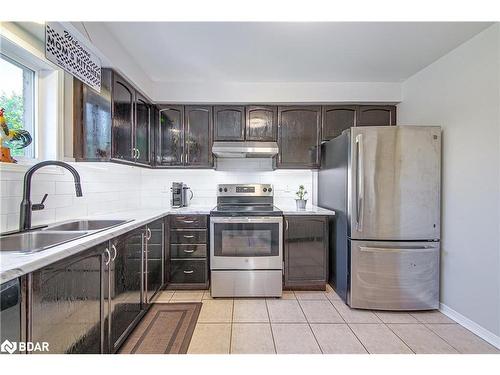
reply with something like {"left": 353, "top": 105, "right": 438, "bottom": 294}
{"left": 295, "top": 297, "right": 324, "bottom": 354}
{"left": 265, "top": 298, "right": 278, "bottom": 354}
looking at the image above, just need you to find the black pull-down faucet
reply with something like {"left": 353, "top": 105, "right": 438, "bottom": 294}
{"left": 19, "top": 160, "right": 83, "bottom": 232}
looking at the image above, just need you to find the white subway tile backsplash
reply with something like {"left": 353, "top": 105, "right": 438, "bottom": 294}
{"left": 0, "top": 161, "right": 314, "bottom": 232}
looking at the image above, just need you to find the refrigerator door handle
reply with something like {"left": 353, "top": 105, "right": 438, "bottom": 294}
{"left": 359, "top": 245, "right": 438, "bottom": 253}
{"left": 355, "top": 134, "right": 364, "bottom": 232}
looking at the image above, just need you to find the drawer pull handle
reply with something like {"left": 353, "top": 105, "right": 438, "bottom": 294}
{"left": 182, "top": 220, "right": 195, "bottom": 224}
{"left": 183, "top": 249, "right": 195, "bottom": 253}
{"left": 183, "top": 235, "right": 195, "bottom": 238}
{"left": 183, "top": 270, "right": 194, "bottom": 274}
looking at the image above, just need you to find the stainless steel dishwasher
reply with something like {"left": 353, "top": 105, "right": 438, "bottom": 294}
{"left": 0, "top": 278, "right": 22, "bottom": 354}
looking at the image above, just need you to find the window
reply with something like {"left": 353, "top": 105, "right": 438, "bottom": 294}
{"left": 0, "top": 53, "right": 35, "bottom": 159}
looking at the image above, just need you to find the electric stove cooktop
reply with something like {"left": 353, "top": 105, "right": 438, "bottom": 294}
{"left": 210, "top": 183, "right": 283, "bottom": 217}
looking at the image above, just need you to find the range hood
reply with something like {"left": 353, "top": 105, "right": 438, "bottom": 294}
{"left": 212, "top": 141, "right": 279, "bottom": 158}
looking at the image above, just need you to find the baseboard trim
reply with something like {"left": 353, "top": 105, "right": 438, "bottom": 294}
{"left": 439, "top": 303, "right": 500, "bottom": 349}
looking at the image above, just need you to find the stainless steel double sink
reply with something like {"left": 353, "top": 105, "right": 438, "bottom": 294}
{"left": 0, "top": 219, "right": 131, "bottom": 254}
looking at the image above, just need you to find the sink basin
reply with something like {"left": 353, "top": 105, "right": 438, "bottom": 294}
{"left": 0, "top": 231, "right": 89, "bottom": 253}
{"left": 45, "top": 219, "right": 130, "bottom": 232}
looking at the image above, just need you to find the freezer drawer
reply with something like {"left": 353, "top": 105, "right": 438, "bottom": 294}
{"left": 349, "top": 240, "right": 439, "bottom": 310}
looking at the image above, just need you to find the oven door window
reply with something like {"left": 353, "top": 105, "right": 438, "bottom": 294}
{"left": 213, "top": 222, "right": 279, "bottom": 257}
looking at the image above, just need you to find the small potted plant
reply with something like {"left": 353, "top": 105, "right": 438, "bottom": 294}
{"left": 295, "top": 185, "right": 308, "bottom": 210}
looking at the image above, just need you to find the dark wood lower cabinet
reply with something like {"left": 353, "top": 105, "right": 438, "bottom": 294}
{"left": 30, "top": 244, "right": 106, "bottom": 354}
{"left": 14, "top": 217, "right": 169, "bottom": 354}
{"left": 108, "top": 227, "right": 145, "bottom": 353}
{"left": 284, "top": 215, "right": 329, "bottom": 290}
{"left": 166, "top": 215, "right": 209, "bottom": 290}
{"left": 145, "top": 219, "right": 164, "bottom": 303}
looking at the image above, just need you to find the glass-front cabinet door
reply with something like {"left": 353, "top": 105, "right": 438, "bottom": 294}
{"left": 112, "top": 74, "right": 135, "bottom": 161}
{"left": 134, "top": 92, "right": 151, "bottom": 165}
{"left": 157, "top": 105, "right": 184, "bottom": 166}
{"left": 185, "top": 105, "right": 213, "bottom": 167}
{"left": 108, "top": 227, "right": 144, "bottom": 352}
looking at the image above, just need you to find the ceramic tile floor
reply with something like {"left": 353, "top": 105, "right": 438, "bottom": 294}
{"left": 154, "top": 287, "right": 499, "bottom": 354}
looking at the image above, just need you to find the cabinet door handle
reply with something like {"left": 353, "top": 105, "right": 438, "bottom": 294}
{"left": 182, "top": 220, "right": 195, "bottom": 224}
{"left": 183, "top": 249, "right": 195, "bottom": 253}
{"left": 285, "top": 219, "right": 289, "bottom": 231}
{"left": 136, "top": 148, "right": 141, "bottom": 159}
{"left": 104, "top": 248, "right": 111, "bottom": 266}
{"left": 183, "top": 235, "right": 195, "bottom": 239}
{"left": 146, "top": 227, "right": 152, "bottom": 240}
{"left": 183, "top": 270, "right": 194, "bottom": 274}
{"left": 111, "top": 245, "right": 117, "bottom": 261}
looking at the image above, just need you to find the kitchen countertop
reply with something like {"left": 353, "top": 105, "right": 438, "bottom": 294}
{"left": 0, "top": 204, "right": 334, "bottom": 284}
{"left": 277, "top": 204, "right": 336, "bottom": 216}
{"left": 0, "top": 206, "right": 213, "bottom": 284}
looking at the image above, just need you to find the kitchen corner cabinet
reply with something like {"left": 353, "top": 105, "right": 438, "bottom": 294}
{"left": 284, "top": 215, "right": 329, "bottom": 290}
{"left": 144, "top": 219, "right": 164, "bottom": 303}
{"left": 73, "top": 68, "right": 113, "bottom": 161}
{"left": 156, "top": 105, "right": 213, "bottom": 168}
{"left": 278, "top": 106, "right": 321, "bottom": 169}
{"left": 108, "top": 227, "right": 145, "bottom": 352}
{"left": 30, "top": 244, "right": 107, "bottom": 354}
{"left": 214, "top": 106, "right": 246, "bottom": 141}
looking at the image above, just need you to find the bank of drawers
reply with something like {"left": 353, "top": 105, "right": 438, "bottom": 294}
{"left": 168, "top": 215, "right": 209, "bottom": 288}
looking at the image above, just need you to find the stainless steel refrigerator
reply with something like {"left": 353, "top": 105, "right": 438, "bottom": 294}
{"left": 318, "top": 126, "right": 441, "bottom": 310}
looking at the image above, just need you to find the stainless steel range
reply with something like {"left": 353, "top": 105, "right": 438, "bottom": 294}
{"left": 210, "top": 184, "right": 283, "bottom": 297}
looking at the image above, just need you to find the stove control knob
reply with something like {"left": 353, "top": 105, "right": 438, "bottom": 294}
{"left": 219, "top": 188, "right": 223, "bottom": 192}
{"left": 224, "top": 188, "right": 228, "bottom": 192}
{"left": 263, "top": 188, "right": 267, "bottom": 192}
{"left": 268, "top": 187, "right": 272, "bottom": 192}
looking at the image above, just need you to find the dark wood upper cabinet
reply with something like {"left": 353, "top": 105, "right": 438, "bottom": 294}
{"left": 111, "top": 73, "right": 135, "bottom": 161}
{"left": 278, "top": 106, "right": 321, "bottom": 168}
{"left": 185, "top": 106, "right": 213, "bottom": 167}
{"left": 322, "top": 105, "right": 357, "bottom": 141}
{"left": 134, "top": 92, "right": 151, "bottom": 165}
{"left": 156, "top": 105, "right": 213, "bottom": 168}
{"left": 214, "top": 106, "right": 245, "bottom": 141}
{"left": 357, "top": 105, "right": 396, "bottom": 126}
{"left": 157, "top": 105, "right": 184, "bottom": 166}
{"left": 73, "top": 68, "right": 112, "bottom": 161}
{"left": 284, "top": 215, "right": 329, "bottom": 290}
{"left": 246, "top": 105, "right": 277, "bottom": 141}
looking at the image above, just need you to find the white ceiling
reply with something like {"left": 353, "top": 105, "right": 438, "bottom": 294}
{"left": 99, "top": 22, "right": 491, "bottom": 83}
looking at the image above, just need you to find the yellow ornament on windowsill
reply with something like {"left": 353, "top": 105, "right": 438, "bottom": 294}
{"left": 0, "top": 107, "right": 32, "bottom": 163}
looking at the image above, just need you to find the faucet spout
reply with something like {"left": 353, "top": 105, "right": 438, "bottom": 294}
{"left": 19, "top": 160, "right": 83, "bottom": 232}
